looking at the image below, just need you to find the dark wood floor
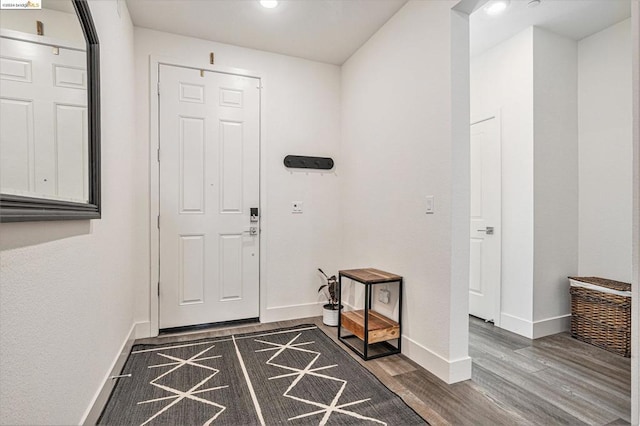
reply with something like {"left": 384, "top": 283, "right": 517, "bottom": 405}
{"left": 138, "top": 316, "right": 631, "bottom": 425}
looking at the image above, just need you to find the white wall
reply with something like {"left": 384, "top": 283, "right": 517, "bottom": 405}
{"left": 341, "top": 0, "right": 471, "bottom": 383}
{"left": 471, "top": 28, "right": 535, "bottom": 334}
{"left": 578, "top": 19, "right": 633, "bottom": 283}
{"left": 532, "top": 27, "right": 578, "bottom": 332}
{"left": 0, "top": 1, "right": 141, "bottom": 424}
{"left": 133, "top": 28, "right": 342, "bottom": 328}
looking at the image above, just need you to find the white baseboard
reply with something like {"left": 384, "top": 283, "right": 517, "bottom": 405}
{"left": 500, "top": 313, "right": 571, "bottom": 339}
{"left": 134, "top": 321, "right": 151, "bottom": 339}
{"left": 401, "top": 335, "right": 472, "bottom": 384}
{"left": 533, "top": 314, "right": 571, "bottom": 339}
{"left": 261, "top": 301, "right": 324, "bottom": 323}
{"left": 80, "top": 322, "right": 140, "bottom": 425}
{"left": 500, "top": 313, "right": 534, "bottom": 338}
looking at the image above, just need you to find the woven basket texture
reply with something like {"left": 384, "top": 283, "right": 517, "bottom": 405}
{"left": 569, "top": 276, "right": 631, "bottom": 292}
{"left": 569, "top": 277, "right": 631, "bottom": 358}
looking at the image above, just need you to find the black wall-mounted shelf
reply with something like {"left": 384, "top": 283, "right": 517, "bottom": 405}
{"left": 284, "top": 155, "right": 334, "bottom": 170}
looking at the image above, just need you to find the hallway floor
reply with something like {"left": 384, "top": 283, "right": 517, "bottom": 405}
{"left": 138, "top": 316, "right": 631, "bottom": 425}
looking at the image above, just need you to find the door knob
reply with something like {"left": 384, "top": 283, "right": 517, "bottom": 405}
{"left": 477, "top": 226, "right": 494, "bottom": 235}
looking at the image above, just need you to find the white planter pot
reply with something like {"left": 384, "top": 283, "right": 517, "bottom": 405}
{"left": 322, "top": 305, "right": 340, "bottom": 327}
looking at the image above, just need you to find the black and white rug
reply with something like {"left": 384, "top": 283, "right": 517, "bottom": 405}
{"left": 98, "top": 325, "right": 426, "bottom": 425}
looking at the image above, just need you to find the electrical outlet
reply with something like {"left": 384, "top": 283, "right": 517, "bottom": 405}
{"left": 292, "top": 201, "right": 303, "bottom": 214}
{"left": 378, "top": 289, "right": 390, "bottom": 304}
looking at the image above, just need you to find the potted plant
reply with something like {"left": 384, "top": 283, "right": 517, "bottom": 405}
{"left": 318, "top": 268, "right": 341, "bottom": 326}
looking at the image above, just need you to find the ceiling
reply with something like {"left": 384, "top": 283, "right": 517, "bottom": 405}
{"left": 125, "top": 0, "right": 631, "bottom": 65}
{"left": 43, "top": 0, "right": 75, "bottom": 14}
{"left": 471, "top": 0, "right": 631, "bottom": 56}
{"left": 125, "top": 0, "right": 408, "bottom": 65}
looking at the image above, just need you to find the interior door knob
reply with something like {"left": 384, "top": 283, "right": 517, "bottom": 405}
{"left": 477, "top": 226, "right": 494, "bottom": 235}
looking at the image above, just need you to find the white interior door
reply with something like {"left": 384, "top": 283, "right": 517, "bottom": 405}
{"left": 469, "top": 116, "right": 501, "bottom": 322}
{"left": 159, "top": 64, "right": 260, "bottom": 329}
{"left": 1, "top": 36, "right": 88, "bottom": 202}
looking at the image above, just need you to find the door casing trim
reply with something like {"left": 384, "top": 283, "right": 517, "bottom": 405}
{"left": 148, "top": 55, "right": 264, "bottom": 337}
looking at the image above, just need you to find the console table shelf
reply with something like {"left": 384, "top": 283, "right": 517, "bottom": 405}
{"left": 338, "top": 268, "right": 403, "bottom": 360}
{"left": 341, "top": 310, "right": 399, "bottom": 344}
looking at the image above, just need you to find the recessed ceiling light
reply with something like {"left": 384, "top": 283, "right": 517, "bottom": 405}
{"left": 484, "top": 0, "right": 510, "bottom": 16}
{"left": 259, "top": 0, "right": 278, "bottom": 8}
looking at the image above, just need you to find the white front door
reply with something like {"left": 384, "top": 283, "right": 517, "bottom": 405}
{"left": 159, "top": 64, "right": 260, "bottom": 329}
{"left": 469, "top": 116, "right": 501, "bottom": 322}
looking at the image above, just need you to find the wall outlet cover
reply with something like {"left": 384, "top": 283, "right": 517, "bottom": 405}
{"left": 378, "top": 289, "right": 390, "bottom": 304}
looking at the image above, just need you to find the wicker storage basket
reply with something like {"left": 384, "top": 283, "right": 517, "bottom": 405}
{"left": 569, "top": 277, "right": 631, "bottom": 357}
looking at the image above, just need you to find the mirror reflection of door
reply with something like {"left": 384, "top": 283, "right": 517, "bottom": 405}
{"left": 0, "top": 0, "right": 88, "bottom": 203}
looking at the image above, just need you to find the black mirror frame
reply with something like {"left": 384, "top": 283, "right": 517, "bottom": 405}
{"left": 0, "top": 0, "right": 100, "bottom": 222}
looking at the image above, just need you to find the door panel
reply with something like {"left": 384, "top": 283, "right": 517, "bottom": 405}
{"left": 469, "top": 239, "right": 483, "bottom": 294}
{"left": 219, "top": 234, "right": 243, "bottom": 300}
{"left": 0, "top": 98, "right": 33, "bottom": 192}
{"left": 55, "top": 104, "right": 87, "bottom": 200}
{"left": 179, "top": 235, "right": 205, "bottom": 304}
{"left": 219, "top": 120, "right": 244, "bottom": 212}
{"left": 159, "top": 64, "right": 260, "bottom": 329}
{"left": 469, "top": 117, "right": 501, "bottom": 322}
{"left": 179, "top": 116, "right": 205, "bottom": 213}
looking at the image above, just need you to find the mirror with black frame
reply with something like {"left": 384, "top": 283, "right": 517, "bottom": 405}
{"left": 0, "top": 0, "right": 100, "bottom": 222}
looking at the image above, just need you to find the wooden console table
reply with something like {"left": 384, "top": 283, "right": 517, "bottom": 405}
{"left": 338, "top": 268, "right": 402, "bottom": 360}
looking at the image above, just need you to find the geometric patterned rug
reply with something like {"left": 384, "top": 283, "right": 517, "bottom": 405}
{"left": 98, "top": 325, "right": 427, "bottom": 425}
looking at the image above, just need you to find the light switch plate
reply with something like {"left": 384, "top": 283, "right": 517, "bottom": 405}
{"left": 426, "top": 196, "right": 435, "bottom": 214}
{"left": 292, "top": 201, "right": 303, "bottom": 214}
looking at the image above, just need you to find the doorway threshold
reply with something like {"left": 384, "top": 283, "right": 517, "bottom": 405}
{"left": 159, "top": 317, "right": 260, "bottom": 336}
